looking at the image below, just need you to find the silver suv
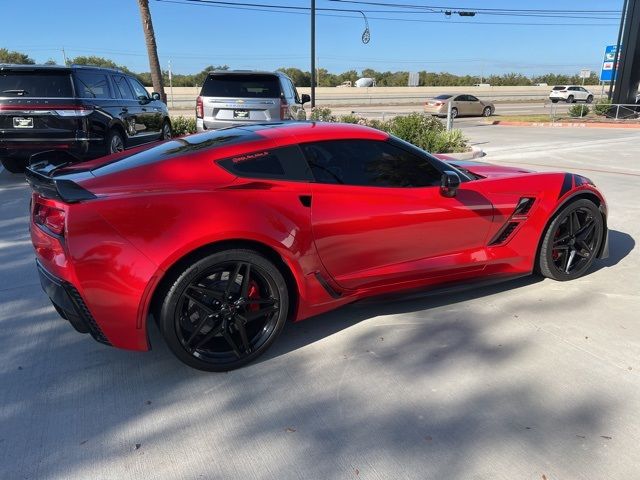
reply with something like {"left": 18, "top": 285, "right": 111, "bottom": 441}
{"left": 196, "top": 70, "right": 310, "bottom": 131}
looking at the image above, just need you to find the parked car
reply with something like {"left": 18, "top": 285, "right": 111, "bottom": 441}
{"left": 0, "top": 64, "right": 171, "bottom": 173}
{"left": 424, "top": 94, "right": 495, "bottom": 118}
{"left": 549, "top": 85, "right": 594, "bottom": 104}
{"left": 195, "top": 70, "right": 309, "bottom": 132}
{"left": 27, "top": 122, "right": 608, "bottom": 371}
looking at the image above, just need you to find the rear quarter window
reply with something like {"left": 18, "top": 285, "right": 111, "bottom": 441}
{"left": 0, "top": 71, "right": 73, "bottom": 97}
{"left": 201, "top": 74, "right": 281, "bottom": 98}
{"left": 73, "top": 71, "right": 112, "bottom": 99}
{"left": 218, "top": 145, "right": 312, "bottom": 181}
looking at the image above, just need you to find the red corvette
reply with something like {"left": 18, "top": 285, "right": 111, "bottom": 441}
{"left": 27, "top": 122, "right": 608, "bottom": 371}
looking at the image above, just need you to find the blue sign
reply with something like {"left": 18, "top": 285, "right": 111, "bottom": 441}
{"left": 600, "top": 45, "right": 619, "bottom": 82}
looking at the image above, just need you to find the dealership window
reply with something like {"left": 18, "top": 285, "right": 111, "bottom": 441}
{"left": 218, "top": 145, "right": 312, "bottom": 181}
{"left": 73, "top": 71, "right": 111, "bottom": 99}
{"left": 301, "top": 140, "right": 442, "bottom": 187}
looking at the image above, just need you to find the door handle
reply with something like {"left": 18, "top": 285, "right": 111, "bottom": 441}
{"left": 121, "top": 107, "right": 128, "bottom": 113}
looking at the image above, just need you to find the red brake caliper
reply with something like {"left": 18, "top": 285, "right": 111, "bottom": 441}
{"left": 247, "top": 281, "right": 261, "bottom": 312}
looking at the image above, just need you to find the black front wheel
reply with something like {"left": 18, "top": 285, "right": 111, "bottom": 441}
{"left": 159, "top": 249, "right": 289, "bottom": 371}
{"left": 538, "top": 199, "right": 603, "bottom": 281}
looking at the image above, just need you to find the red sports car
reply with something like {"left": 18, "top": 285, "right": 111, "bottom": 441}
{"left": 27, "top": 122, "right": 609, "bottom": 371}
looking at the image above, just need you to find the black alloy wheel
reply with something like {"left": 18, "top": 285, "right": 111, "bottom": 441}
{"left": 587, "top": 95, "right": 594, "bottom": 104}
{"left": 161, "top": 120, "right": 172, "bottom": 140}
{"left": 107, "top": 129, "right": 125, "bottom": 155}
{"left": 159, "top": 249, "right": 289, "bottom": 371}
{"left": 538, "top": 199, "right": 603, "bottom": 281}
{"left": 566, "top": 95, "right": 575, "bottom": 104}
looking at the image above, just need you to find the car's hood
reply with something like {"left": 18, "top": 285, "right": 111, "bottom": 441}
{"left": 435, "top": 155, "right": 534, "bottom": 179}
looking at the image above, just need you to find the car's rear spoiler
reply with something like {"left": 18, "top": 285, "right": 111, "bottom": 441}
{"left": 25, "top": 150, "right": 96, "bottom": 203}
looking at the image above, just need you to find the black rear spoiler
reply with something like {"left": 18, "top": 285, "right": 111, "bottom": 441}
{"left": 25, "top": 150, "right": 96, "bottom": 203}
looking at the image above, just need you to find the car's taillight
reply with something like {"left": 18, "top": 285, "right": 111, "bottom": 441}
{"left": 34, "top": 203, "right": 66, "bottom": 236}
{"left": 434, "top": 101, "right": 443, "bottom": 106}
{"left": 196, "top": 96, "right": 204, "bottom": 118}
{"left": 280, "top": 98, "right": 290, "bottom": 120}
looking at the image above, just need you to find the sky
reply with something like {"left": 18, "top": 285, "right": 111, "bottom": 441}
{"left": 0, "top": 0, "right": 624, "bottom": 76}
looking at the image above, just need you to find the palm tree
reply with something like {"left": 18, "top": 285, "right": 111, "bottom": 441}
{"left": 137, "top": 0, "right": 166, "bottom": 102}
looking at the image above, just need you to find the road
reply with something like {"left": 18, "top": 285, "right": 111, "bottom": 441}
{"left": 1, "top": 126, "right": 639, "bottom": 479}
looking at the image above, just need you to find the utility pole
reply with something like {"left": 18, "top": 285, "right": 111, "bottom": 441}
{"left": 310, "top": 0, "right": 316, "bottom": 108}
{"left": 62, "top": 47, "right": 68, "bottom": 66}
{"left": 168, "top": 60, "right": 174, "bottom": 109}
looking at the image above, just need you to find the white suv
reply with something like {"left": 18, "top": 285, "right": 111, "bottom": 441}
{"left": 549, "top": 85, "right": 594, "bottom": 104}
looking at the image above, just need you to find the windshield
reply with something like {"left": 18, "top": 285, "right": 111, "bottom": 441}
{"left": 0, "top": 71, "right": 73, "bottom": 97}
{"left": 201, "top": 74, "right": 281, "bottom": 98}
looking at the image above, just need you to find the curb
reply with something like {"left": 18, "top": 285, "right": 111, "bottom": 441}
{"left": 491, "top": 120, "right": 640, "bottom": 129}
{"left": 440, "top": 146, "right": 485, "bottom": 160}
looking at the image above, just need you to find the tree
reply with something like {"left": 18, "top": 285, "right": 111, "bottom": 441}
{"left": 137, "top": 0, "right": 166, "bottom": 102}
{"left": 0, "top": 48, "right": 35, "bottom": 65}
{"left": 69, "top": 56, "right": 120, "bottom": 69}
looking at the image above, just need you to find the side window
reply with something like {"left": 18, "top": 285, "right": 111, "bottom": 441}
{"left": 453, "top": 95, "right": 465, "bottom": 101}
{"left": 280, "top": 78, "right": 293, "bottom": 99}
{"left": 218, "top": 145, "right": 312, "bottom": 181}
{"left": 73, "top": 71, "right": 111, "bottom": 99}
{"left": 290, "top": 80, "right": 301, "bottom": 103}
{"left": 301, "top": 140, "right": 442, "bottom": 187}
{"left": 467, "top": 95, "right": 479, "bottom": 102}
{"left": 128, "top": 77, "right": 149, "bottom": 100}
{"left": 112, "top": 75, "right": 135, "bottom": 99}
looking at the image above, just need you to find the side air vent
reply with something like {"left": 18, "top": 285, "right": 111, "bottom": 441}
{"left": 489, "top": 221, "right": 519, "bottom": 246}
{"left": 513, "top": 197, "right": 535, "bottom": 216}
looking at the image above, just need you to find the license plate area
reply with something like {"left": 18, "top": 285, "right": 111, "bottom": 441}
{"left": 233, "top": 109, "right": 249, "bottom": 119}
{"left": 13, "top": 116, "right": 34, "bottom": 128}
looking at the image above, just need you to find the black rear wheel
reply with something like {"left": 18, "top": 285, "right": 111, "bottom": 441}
{"left": 161, "top": 120, "right": 172, "bottom": 140}
{"left": 106, "top": 129, "right": 125, "bottom": 155}
{"left": 538, "top": 199, "right": 603, "bottom": 281}
{"left": 159, "top": 249, "right": 289, "bottom": 371}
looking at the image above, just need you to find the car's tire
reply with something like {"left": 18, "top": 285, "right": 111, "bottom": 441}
{"left": 450, "top": 107, "right": 458, "bottom": 118}
{"left": 1, "top": 157, "right": 26, "bottom": 173}
{"left": 586, "top": 95, "right": 594, "bottom": 104}
{"left": 566, "top": 95, "right": 575, "bottom": 104}
{"left": 551, "top": 99, "right": 558, "bottom": 103}
{"left": 158, "top": 249, "right": 289, "bottom": 372}
{"left": 482, "top": 106, "right": 492, "bottom": 117}
{"left": 106, "top": 129, "right": 125, "bottom": 155}
{"left": 538, "top": 199, "right": 604, "bottom": 281}
{"left": 160, "top": 120, "right": 172, "bottom": 140}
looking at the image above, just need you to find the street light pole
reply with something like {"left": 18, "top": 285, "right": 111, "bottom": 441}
{"left": 311, "top": 0, "right": 316, "bottom": 108}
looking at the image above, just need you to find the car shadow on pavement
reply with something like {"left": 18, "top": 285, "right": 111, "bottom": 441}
{"left": 592, "top": 229, "right": 635, "bottom": 271}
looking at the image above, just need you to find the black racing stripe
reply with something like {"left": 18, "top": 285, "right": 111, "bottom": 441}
{"left": 558, "top": 173, "right": 574, "bottom": 198}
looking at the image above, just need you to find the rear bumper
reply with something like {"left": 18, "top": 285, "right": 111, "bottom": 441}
{"left": 197, "top": 117, "right": 284, "bottom": 132}
{"left": 0, "top": 138, "right": 90, "bottom": 162}
{"left": 37, "top": 260, "right": 112, "bottom": 346}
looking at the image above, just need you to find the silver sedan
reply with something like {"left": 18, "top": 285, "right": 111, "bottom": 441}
{"left": 424, "top": 94, "right": 495, "bottom": 118}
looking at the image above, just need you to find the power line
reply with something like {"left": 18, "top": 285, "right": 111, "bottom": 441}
{"left": 158, "top": 0, "right": 618, "bottom": 25}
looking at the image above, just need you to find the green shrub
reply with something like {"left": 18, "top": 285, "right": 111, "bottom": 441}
{"left": 309, "top": 107, "right": 336, "bottom": 122}
{"left": 307, "top": 108, "right": 468, "bottom": 153}
{"left": 170, "top": 116, "right": 197, "bottom": 136}
{"left": 568, "top": 104, "right": 590, "bottom": 118}
{"left": 338, "top": 114, "right": 360, "bottom": 124}
{"left": 594, "top": 98, "right": 612, "bottom": 116}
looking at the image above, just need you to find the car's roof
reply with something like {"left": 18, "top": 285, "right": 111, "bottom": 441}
{"left": 206, "top": 70, "right": 284, "bottom": 77}
{"left": 0, "top": 63, "right": 123, "bottom": 74}
{"left": 188, "top": 121, "right": 389, "bottom": 145}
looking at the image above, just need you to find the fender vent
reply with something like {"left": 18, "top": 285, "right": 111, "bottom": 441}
{"left": 514, "top": 197, "right": 535, "bottom": 215}
{"left": 489, "top": 221, "right": 519, "bottom": 246}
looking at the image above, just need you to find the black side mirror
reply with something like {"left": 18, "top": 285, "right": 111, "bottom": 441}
{"left": 301, "top": 94, "right": 311, "bottom": 104}
{"left": 151, "top": 92, "right": 161, "bottom": 101}
{"left": 440, "top": 170, "right": 461, "bottom": 197}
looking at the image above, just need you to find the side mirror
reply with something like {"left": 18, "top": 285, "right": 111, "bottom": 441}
{"left": 151, "top": 92, "right": 161, "bottom": 101}
{"left": 301, "top": 94, "right": 311, "bottom": 104}
{"left": 440, "top": 170, "right": 461, "bottom": 197}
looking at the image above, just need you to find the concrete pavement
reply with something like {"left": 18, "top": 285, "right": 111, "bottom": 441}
{"left": 0, "top": 126, "right": 639, "bottom": 479}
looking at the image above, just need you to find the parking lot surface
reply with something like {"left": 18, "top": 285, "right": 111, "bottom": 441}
{"left": 1, "top": 126, "right": 639, "bottom": 480}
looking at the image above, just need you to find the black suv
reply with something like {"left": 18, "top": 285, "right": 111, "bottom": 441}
{"left": 0, "top": 64, "right": 171, "bottom": 173}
